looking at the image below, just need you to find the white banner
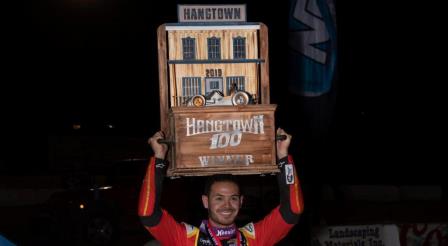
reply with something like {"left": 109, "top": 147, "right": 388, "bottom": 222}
{"left": 177, "top": 5, "right": 246, "bottom": 23}
{"left": 312, "top": 224, "right": 400, "bottom": 246}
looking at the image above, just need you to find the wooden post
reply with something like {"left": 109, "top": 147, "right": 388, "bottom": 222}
{"left": 259, "top": 23, "right": 270, "bottom": 104}
{"left": 157, "top": 24, "right": 169, "bottom": 133}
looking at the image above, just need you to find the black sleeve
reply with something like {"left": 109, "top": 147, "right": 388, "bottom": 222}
{"left": 138, "top": 157, "right": 168, "bottom": 227}
{"left": 277, "top": 155, "right": 304, "bottom": 224}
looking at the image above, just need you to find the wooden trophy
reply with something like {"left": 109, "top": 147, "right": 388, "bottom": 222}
{"left": 157, "top": 4, "right": 279, "bottom": 177}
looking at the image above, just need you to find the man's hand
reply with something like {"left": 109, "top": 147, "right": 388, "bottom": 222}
{"left": 148, "top": 131, "right": 169, "bottom": 159}
{"left": 276, "top": 128, "right": 291, "bottom": 160}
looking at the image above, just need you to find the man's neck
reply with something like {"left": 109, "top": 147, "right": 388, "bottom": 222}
{"left": 207, "top": 220, "right": 237, "bottom": 239}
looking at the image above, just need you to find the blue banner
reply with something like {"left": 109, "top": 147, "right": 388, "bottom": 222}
{"left": 288, "top": 0, "right": 337, "bottom": 96}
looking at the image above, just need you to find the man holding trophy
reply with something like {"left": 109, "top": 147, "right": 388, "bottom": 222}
{"left": 138, "top": 128, "right": 304, "bottom": 246}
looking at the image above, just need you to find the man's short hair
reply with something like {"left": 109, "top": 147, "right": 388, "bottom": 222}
{"left": 203, "top": 174, "right": 241, "bottom": 196}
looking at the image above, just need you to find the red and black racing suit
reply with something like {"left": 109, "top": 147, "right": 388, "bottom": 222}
{"left": 138, "top": 156, "right": 304, "bottom": 246}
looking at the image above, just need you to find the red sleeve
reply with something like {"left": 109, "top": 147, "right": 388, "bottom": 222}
{"left": 252, "top": 206, "right": 295, "bottom": 245}
{"left": 146, "top": 210, "right": 187, "bottom": 246}
{"left": 138, "top": 157, "right": 157, "bottom": 217}
{"left": 139, "top": 157, "right": 168, "bottom": 223}
{"left": 138, "top": 157, "right": 189, "bottom": 245}
{"left": 241, "top": 155, "right": 304, "bottom": 244}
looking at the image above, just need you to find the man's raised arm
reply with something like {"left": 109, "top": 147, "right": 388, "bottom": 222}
{"left": 276, "top": 128, "right": 304, "bottom": 224}
{"left": 138, "top": 131, "right": 191, "bottom": 246}
{"left": 138, "top": 156, "right": 168, "bottom": 226}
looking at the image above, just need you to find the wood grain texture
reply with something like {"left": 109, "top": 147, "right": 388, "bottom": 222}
{"left": 166, "top": 105, "right": 278, "bottom": 176}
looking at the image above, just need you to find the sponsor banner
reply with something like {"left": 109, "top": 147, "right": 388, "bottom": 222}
{"left": 312, "top": 224, "right": 400, "bottom": 246}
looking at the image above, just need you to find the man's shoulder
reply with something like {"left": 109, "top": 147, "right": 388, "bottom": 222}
{"left": 239, "top": 222, "right": 256, "bottom": 239}
{"left": 181, "top": 222, "right": 200, "bottom": 238}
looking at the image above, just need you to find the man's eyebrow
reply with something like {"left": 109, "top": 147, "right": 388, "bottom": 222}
{"left": 212, "top": 193, "right": 240, "bottom": 197}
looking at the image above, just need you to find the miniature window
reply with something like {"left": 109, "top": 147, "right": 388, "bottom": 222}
{"left": 205, "top": 78, "right": 223, "bottom": 94}
{"left": 226, "top": 76, "right": 245, "bottom": 94}
{"left": 210, "top": 80, "right": 220, "bottom": 90}
{"left": 207, "top": 37, "right": 221, "bottom": 60}
{"left": 182, "top": 77, "right": 201, "bottom": 100}
{"left": 233, "top": 37, "right": 246, "bottom": 59}
{"left": 182, "top": 37, "right": 196, "bottom": 60}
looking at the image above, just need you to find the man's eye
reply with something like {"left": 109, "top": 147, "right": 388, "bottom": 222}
{"left": 231, "top": 197, "right": 239, "bottom": 201}
{"left": 215, "top": 197, "right": 223, "bottom": 201}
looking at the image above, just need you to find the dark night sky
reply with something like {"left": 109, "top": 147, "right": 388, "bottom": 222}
{"left": 5, "top": 0, "right": 445, "bottom": 183}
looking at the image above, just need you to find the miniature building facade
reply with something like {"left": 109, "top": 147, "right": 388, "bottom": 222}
{"left": 166, "top": 25, "right": 262, "bottom": 107}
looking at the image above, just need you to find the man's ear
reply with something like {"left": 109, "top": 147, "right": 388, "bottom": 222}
{"left": 202, "top": 195, "right": 209, "bottom": 209}
{"left": 239, "top": 195, "right": 244, "bottom": 208}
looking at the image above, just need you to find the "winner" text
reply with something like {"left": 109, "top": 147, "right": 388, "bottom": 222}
{"left": 199, "top": 154, "right": 254, "bottom": 166}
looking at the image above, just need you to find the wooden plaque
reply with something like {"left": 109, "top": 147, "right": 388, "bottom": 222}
{"left": 166, "top": 105, "right": 278, "bottom": 176}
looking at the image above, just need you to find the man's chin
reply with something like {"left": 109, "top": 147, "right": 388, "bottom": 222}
{"left": 217, "top": 217, "right": 236, "bottom": 226}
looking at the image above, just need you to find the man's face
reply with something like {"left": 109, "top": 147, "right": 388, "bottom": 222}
{"left": 202, "top": 181, "right": 243, "bottom": 228}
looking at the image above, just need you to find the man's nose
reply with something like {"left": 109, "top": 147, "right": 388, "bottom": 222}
{"left": 223, "top": 199, "right": 232, "bottom": 208}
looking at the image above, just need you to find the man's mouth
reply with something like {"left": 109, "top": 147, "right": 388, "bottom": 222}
{"left": 219, "top": 210, "right": 234, "bottom": 216}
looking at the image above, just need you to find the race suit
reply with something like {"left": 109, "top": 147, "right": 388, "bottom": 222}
{"left": 138, "top": 156, "right": 304, "bottom": 246}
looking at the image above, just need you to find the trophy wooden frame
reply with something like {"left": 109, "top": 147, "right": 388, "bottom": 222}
{"left": 157, "top": 12, "right": 279, "bottom": 176}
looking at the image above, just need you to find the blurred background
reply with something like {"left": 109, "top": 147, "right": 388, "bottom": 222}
{"left": 2, "top": 0, "right": 447, "bottom": 245}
